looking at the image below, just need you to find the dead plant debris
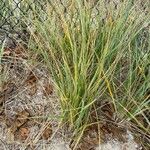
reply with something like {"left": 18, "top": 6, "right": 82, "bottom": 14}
{"left": 41, "top": 124, "right": 53, "bottom": 140}
{"left": 18, "top": 127, "right": 30, "bottom": 140}
{"left": 43, "top": 83, "right": 53, "bottom": 96}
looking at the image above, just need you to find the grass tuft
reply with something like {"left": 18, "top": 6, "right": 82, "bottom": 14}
{"left": 28, "top": 0, "right": 150, "bottom": 144}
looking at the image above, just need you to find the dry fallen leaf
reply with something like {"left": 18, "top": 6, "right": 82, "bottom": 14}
{"left": 3, "top": 47, "right": 12, "bottom": 57}
{"left": 25, "top": 72, "right": 37, "bottom": 85}
{"left": 15, "top": 110, "right": 30, "bottom": 128}
{"left": 18, "top": 127, "right": 30, "bottom": 140}
{"left": 42, "top": 125, "right": 53, "bottom": 140}
{"left": 70, "top": 124, "right": 100, "bottom": 150}
{"left": 6, "top": 110, "right": 30, "bottom": 142}
{"left": 25, "top": 72, "right": 38, "bottom": 95}
{"left": 43, "top": 83, "right": 53, "bottom": 96}
{"left": 29, "top": 84, "right": 37, "bottom": 96}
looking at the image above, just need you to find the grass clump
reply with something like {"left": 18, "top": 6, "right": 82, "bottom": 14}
{"left": 28, "top": 0, "right": 150, "bottom": 143}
